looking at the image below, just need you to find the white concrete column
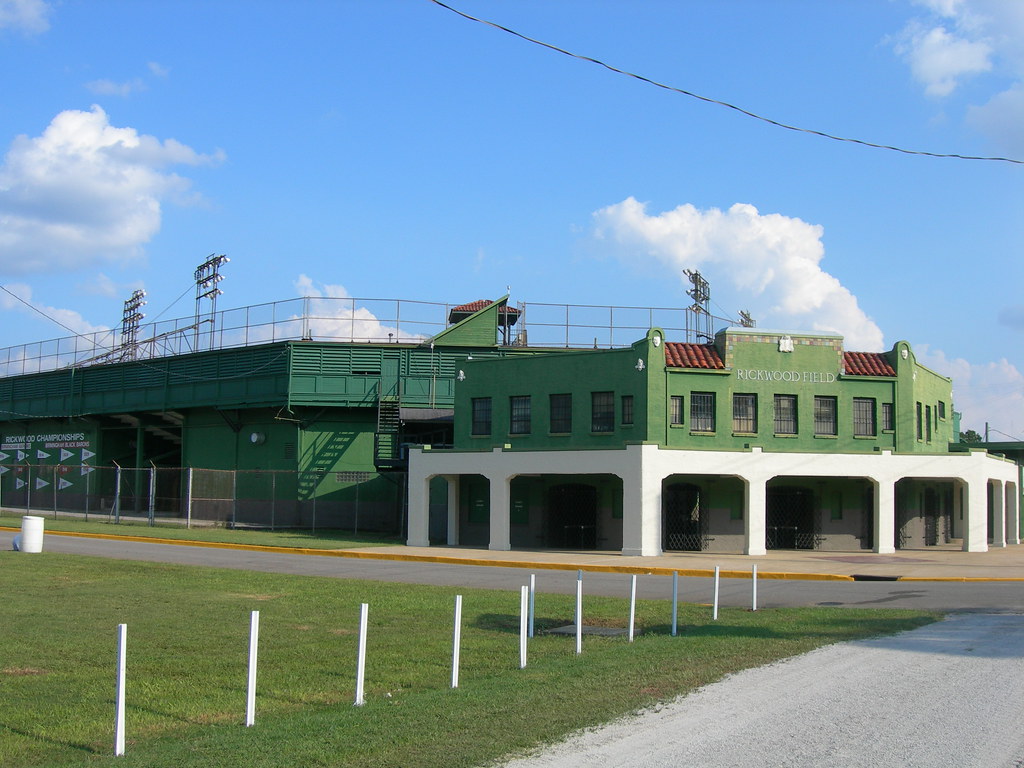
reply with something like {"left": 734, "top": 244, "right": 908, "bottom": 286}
{"left": 444, "top": 474, "right": 460, "bottom": 546}
{"left": 744, "top": 473, "right": 767, "bottom": 556}
{"left": 963, "top": 477, "right": 989, "bottom": 552}
{"left": 405, "top": 450, "right": 431, "bottom": 547}
{"left": 488, "top": 472, "right": 511, "bottom": 551}
{"left": 991, "top": 480, "right": 1007, "bottom": 548}
{"left": 1007, "top": 483, "right": 1020, "bottom": 546}
{"left": 621, "top": 446, "right": 661, "bottom": 556}
{"left": 873, "top": 477, "right": 896, "bottom": 555}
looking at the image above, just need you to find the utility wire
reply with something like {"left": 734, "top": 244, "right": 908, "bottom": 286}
{"left": 428, "top": 0, "right": 1024, "bottom": 166}
{"left": 150, "top": 282, "right": 195, "bottom": 323}
{"left": 0, "top": 284, "right": 110, "bottom": 342}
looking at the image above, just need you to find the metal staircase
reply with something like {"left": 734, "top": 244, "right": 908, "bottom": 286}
{"left": 374, "top": 397, "right": 402, "bottom": 468}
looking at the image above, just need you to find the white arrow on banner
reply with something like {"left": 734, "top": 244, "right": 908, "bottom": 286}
{"left": 0, "top": 466, "right": 8, "bottom": 475}
{"left": 0, "top": 451, "right": 8, "bottom": 461}
{"left": 36, "top": 477, "right": 50, "bottom": 490}
{"left": 58, "top": 478, "right": 73, "bottom": 490}
{"left": 60, "top": 448, "right": 74, "bottom": 461}
{"left": 81, "top": 465, "right": 95, "bottom": 476}
{"left": 15, "top": 477, "right": 25, "bottom": 489}
{"left": 16, "top": 450, "right": 25, "bottom": 461}
{"left": 81, "top": 449, "right": 96, "bottom": 462}
{"left": 36, "top": 450, "right": 50, "bottom": 460}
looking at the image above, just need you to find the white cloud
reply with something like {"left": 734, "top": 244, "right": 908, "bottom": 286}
{"left": 591, "top": 197, "right": 884, "bottom": 350}
{"left": 147, "top": 62, "right": 170, "bottom": 78}
{"left": 77, "top": 273, "right": 145, "bottom": 299}
{"left": 967, "top": 85, "right": 1024, "bottom": 156}
{"left": 0, "top": 105, "right": 224, "bottom": 275}
{"left": 894, "top": 1, "right": 1024, "bottom": 153}
{"left": 294, "top": 273, "right": 351, "bottom": 299}
{"left": 895, "top": 22, "right": 992, "bottom": 97}
{"left": 0, "top": 0, "right": 50, "bottom": 34}
{"left": 916, "top": 344, "right": 1024, "bottom": 438}
{"left": 85, "top": 78, "right": 148, "bottom": 97}
{"left": 290, "top": 275, "right": 424, "bottom": 343}
{"left": 0, "top": 282, "right": 107, "bottom": 336}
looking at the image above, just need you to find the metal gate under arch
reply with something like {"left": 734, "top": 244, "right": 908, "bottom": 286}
{"left": 766, "top": 486, "right": 818, "bottom": 550}
{"left": 663, "top": 482, "right": 708, "bottom": 551}
{"left": 546, "top": 483, "right": 598, "bottom": 549}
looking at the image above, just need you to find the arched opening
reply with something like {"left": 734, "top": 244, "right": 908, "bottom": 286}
{"left": 546, "top": 483, "right": 598, "bottom": 549}
{"left": 766, "top": 485, "right": 816, "bottom": 550}
{"left": 663, "top": 482, "right": 707, "bottom": 551}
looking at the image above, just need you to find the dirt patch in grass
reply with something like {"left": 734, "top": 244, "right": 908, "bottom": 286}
{"left": 3, "top": 667, "right": 48, "bottom": 676}
{"left": 226, "top": 593, "right": 282, "bottom": 601}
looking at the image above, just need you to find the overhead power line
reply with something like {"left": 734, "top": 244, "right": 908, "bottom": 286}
{"left": 0, "top": 284, "right": 99, "bottom": 340}
{"left": 428, "top": 0, "right": 1024, "bottom": 166}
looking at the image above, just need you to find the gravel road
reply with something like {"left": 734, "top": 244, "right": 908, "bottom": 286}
{"left": 498, "top": 613, "right": 1024, "bottom": 768}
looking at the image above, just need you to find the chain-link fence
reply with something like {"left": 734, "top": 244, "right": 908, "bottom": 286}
{"left": 0, "top": 464, "right": 404, "bottom": 534}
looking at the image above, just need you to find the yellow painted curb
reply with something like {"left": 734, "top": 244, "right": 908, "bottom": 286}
{"left": 897, "top": 576, "right": 1024, "bottom": 582}
{"left": 0, "top": 526, "right": 859, "bottom": 581}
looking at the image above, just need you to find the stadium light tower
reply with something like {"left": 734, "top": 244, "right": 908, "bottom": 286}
{"left": 194, "top": 253, "right": 229, "bottom": 351}
{"left": 120, "top": 289, "right": 147, "bottom": 361}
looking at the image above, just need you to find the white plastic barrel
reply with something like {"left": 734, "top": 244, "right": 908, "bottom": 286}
{"left": 20, "top": 515, "right": 44, "bottom": 553}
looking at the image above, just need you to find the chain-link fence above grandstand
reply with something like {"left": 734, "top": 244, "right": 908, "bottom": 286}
{"left": 0, "top": 464, "right": 404, "bottom": 534}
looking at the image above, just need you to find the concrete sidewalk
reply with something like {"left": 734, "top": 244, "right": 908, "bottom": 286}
{"left": 8, "top": 525, "right": 1024, "bottom": 581}
{"left": 351, "top": 542, "right": 1024, "bottom": 582}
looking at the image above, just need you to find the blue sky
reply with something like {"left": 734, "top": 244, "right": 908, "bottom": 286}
{"left": 0, "top": 0, "right": 1021, "bottom": 437}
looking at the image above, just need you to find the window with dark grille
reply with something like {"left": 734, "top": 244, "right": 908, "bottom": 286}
{"left": 814, "top": 396, "right": 837, "bottom": 436}
{"left": 852, "top": 397, "right": 876, "bottom": 436}
{"left": 471, "top": 397, "right": 491, "bottom": 436}
{"left": 732, "top": 393, "right": 757, "bottom": 433}
{"left": 621, "top": 395, "right": 634, "bottom": 426}
{"left": 670, "top": 395, "right": 684, "bottom": 425}
{"left": 591, "top": 391, "right": 614, "bottom": 432}
{"left": 690, "top": 392, "right": 715, "bottom": 432}
{"left": 509, "top": 395, "right": 531, "bottom": 435}
{"left": 774, "top": 394, "right": 797, "bottom": 434}
{"left": 881, "top": 402, "right": 894, "bottom": 431}
{"left": 549, "top": 393, "right": 572, "bottom": 434}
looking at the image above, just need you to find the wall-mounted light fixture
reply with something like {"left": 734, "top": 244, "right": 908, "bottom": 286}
{"left": 249, "top": 432, "right": 266, "bottom": 446}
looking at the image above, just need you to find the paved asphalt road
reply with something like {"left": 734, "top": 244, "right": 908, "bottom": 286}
{"left": 5, "top": 530, "right": 1024, "bottom": 613}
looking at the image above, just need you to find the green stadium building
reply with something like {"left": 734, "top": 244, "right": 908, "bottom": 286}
{"left": 0, "top": 292, "right": 1018, "bottom": 557}
{"left": 408, "top": 326, "right": 1020, "bottom": 556}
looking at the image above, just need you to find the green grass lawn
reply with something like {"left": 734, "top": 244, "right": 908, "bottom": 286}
{"left": 0, "top": 552, "right": 938, "bottom": 768}
{"left": 0, "top": 513, "right": 398, "bottom": 550}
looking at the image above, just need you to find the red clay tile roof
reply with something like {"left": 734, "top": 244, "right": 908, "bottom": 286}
{"left": 664, "top": 342, "right": 724, "bottom": 369}
{"left": 844, "top": 351, "right": 896, "bottom": 377}
{"left": 450, "top": 300, "right": 520, "bottom": 316}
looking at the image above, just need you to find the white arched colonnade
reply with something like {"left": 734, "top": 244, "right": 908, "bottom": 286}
{"left": 407, "top": 445, "right": 1019, "bottom": 557}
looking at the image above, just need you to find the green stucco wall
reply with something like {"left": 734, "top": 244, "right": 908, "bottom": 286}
{"left": 452, "top": 328, "right": 954, "bottom": 456}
